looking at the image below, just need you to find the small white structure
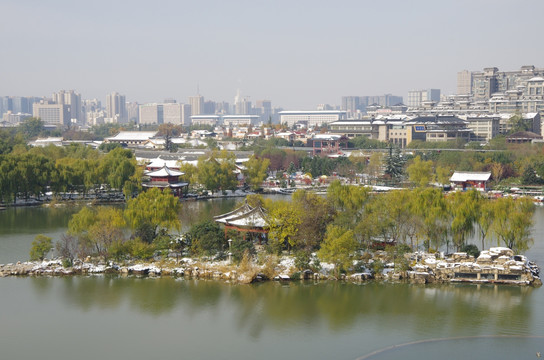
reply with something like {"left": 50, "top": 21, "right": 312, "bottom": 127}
{"left": 105, "top": 131, "right": 158, "bottom": 146}
{"left": 450, "top": 171, "right": 491, "bottom": 191}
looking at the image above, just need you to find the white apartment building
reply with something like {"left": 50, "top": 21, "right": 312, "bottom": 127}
{"left": 279, "top": 110, "right": 347, "bottom": 128}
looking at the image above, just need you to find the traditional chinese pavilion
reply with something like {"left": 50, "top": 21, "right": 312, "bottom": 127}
{"left": 142, "top": 165, "right": 188, "bottom": 197}
{"left": 214, "top": 201, "right": 269, "bottom": 241}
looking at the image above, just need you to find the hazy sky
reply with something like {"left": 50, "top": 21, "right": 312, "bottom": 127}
{"left": 2, "top": 0, "right": 544, "bottom": 109}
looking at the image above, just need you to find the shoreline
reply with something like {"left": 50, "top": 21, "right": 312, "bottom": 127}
{"left": 2, "top": 248, "right": 541, "bottom": 287}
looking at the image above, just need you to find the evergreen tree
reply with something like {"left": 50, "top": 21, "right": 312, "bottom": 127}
{"left": 384, "top": 147, "right": 404, "bottom": 182}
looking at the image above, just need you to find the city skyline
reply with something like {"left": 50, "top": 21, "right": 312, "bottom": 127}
{"left": 2, "top": 0, "right": 544, "bottom": 109}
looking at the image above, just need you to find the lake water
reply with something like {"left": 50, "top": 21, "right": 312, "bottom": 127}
{"left": 0, "top": 199, "right": 543, "bottom": 359}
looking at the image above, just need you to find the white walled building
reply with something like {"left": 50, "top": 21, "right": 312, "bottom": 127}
{"left": 279, "top": 110, "right": 347, "bottom": 128}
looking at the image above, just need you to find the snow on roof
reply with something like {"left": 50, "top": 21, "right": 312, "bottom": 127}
{"left": 35, "top": 137, "right": 63, "bottom": 142}
{"left": 450, "top": 171, "right": 491, "bottom": 182}
{"left": 145, "top": 166, "right": 184, "bottom": 177}
{"left": 106, "top": 131, "right": 158, "bottom": 141}
{"left": 313, "top": 134, "right": 342, "bottom": 140}
{"left": 146, "top": 158, "right": 181, "bottom": 169}
{"left": 214, "top": 202, "right": 268, "bottom": 228}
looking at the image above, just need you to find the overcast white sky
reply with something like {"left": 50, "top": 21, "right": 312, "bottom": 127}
{"left": 1, "top": 0, "right": 543, "bottom": 109}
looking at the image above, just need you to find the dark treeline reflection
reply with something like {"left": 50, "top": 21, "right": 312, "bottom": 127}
{"left": 30, "top": 277, "right": 535, "bottom": 338}
{"left": 0, "top": 205, "right": 81, "bottom": 235}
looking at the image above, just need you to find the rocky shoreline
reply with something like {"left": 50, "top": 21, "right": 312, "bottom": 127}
{"left": 1, "top": 247, "right": 541, "bottom": 286}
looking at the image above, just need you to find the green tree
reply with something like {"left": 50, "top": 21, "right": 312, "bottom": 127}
{"left": 266, "top": 200, "right": 301, "bottom": 253}
{"left": 491, "top": 197, "right": 534, "bottom": 253}
{"left": 476, "top": 199, "right": 495, "bottom": 250}
{"left": 124, "top": 188, "right": 181, "bottom": 243}
{"left": 448, "top": 190, "right": 480, "bottom": 251}
{"left": 68, "top": 207, "right": 126, "bottom": 258}
{"left": 317, "top": 225, "right": 357, "bottom": 277}
{"left": 407, "top": 155, "right": 434, "bottom": 187}
{"left": 384, "top": 147, "right": 404, "bottom": 182}
{"left": 244, "top": 155, "right": 270, "bottom": 191}
{"left": 327, "top": 181, "right": 370, "bottom": 228}
{"left": 186, "top": 220, "right": 225, "bottom": 257}
{"left": 412, "top": 187, "right": 448, "bottom": 251}
{"left": 18, "top": 117, "right": 44, "bottom": 140}
{"left": 196, "top": 150, "right": 237, "bottom": 193}
{"left": 508, "top": 113, "right": 531, "bottom": 134}
{"left": 291, "top": 190, "right": 335, "bottom": 251}
{"left": 29, "top": 234, "right": 53, "bottom": 261}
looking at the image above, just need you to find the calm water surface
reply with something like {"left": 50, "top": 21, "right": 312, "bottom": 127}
{"left": 0, "top": 198, "right": 543, "bottom": 359}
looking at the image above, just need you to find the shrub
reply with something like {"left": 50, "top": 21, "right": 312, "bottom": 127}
{"left": 30, "top": 234, "right": 53, "bottom": 261}
{"left": 460, "top": 244, "right": 480, "bottom": 259}
{"left": 186, "top": 220, "right": 225, "bottom": 257}
{"left": 127, "top": 238, "right": 155, "bottom": 260}
{"left": 231, "top": 237, "right": 255, "bottom": 263}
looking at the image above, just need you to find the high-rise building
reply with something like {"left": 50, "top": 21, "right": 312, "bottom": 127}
{"left": 189, "top": 95, "right": 203, "bottom": 116}
{"left": 457, "top": 70, "right": 472, "bottom": 95}
{"left": 407, "top": 89, "right": 441, "bottom": 108}
{"left": 470, "top": 65, "right": 544, "bottom": 101}
{"left": 162, "top": 102, "right": 183, "bottom": 125}
{"left": 1, "top": 96, "right": 38, "bottom": 116}
{"left": 53, "top": 90, "right": 83, "bottom": 124}
{"left": 203, "top": 101, "right": 216, "bottom": 115}
{"left": 33, "top": 102, "right": 71, "bottom": 127}
{"left": 181, "top": 104, "right": 192, "bottom": 126}
{"left": 106, "top": 92, "right": 127, "bottom": 123}
{"left": 255, "top": 100, "right": 272, "bottom": 123}
{"left": 139, "top": 103, "right": 163, "bottom": 125}
{"left": 126, "top": 102, "right": 139, "bottom": 123}
{"left": 341, "top": 96, "right": 363, "bottom": 117}
{"left": 235, "top": 97, "right": 251, "bottom": 115}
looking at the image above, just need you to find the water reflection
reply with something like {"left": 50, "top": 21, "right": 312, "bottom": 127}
{"left": 29, "top": 277, "right": 536, "bottom": 339}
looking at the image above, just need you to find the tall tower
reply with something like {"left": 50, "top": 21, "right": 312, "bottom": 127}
{"left": 189, "top": 95, "right": 203, "bottom": 116}
{"left": 457, "top": 70, "right": 472, "bottom": 95}
{"left": 53, "top": 90, "right": 82, "bottom": 124}
{"left": 106, "top": 92, "right": 127, "bottom": 123}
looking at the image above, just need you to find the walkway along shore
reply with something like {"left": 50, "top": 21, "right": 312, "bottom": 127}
{"left": 1, "top": 247, "right": 541, "bottom": 286}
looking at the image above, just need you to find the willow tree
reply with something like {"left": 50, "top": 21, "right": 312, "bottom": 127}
{"left": 327, "top": 180, "right": 370, "bottom": 228}
{"left": 124, "top": 188, "right": 181, "bottom": 243}
{"left": 317, "top": 225, "right": 357, "bottom": 277}
{"left": 491, "top": 197, "right": 534, "bottom": 253}
{"left": 448, "top": 190, "right": 481, "bottom": 251}
{"left": 407, "top": 155, "right": 434, "bottom": 187}
{"left": 266, "top": 200, "right": 301, "bottom": 253}
{"left": 197, "top": 150, "right": 237, "bottom": 194}
{"left": 68, "top": 206, "right": 126, "bottom": 258}
{"left": 412, "top": 187, "right": 448, "bottom": 251}
{"left": 244, "top": 155, "right": 270, "bottom": 191}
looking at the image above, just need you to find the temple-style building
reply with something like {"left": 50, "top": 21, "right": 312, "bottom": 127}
{"left": 214, "top": 201, "right": 269, "bottom": 242}
{"left": 142, "top": 166, "right": 188, "bottom": 197}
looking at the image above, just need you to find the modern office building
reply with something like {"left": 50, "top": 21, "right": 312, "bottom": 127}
{"left": 190, "top": 115, "right": 220, "bottom": 126}
{"left": 407, "top": 89, "right": 441, "bottom": 108}
{"left": 222, "top": 115, "right": 260, "bottom": 127}
{"left": 255, "top": 99, "right": 273, "bottom": 122}
{"left": 457, "top": 70, "right": 472, "bottom": 95}
{"left": 162, "top": 102, "right": 183, "bottom": 125}
{"left": 106, "top": 92, "right": 127, "bottom": 123}
{"left": 139, "top": 103, "right": 163, "bottom": 125}
{"left": 53, "top": 90, "right": 83, "bottom": 124}
{"left": 279, "top": 110, "right": 347, "bottom": 128}
{"left": 189, "top": 95, "right": 203, "bottom": 116}
{"left": 32, "top": 102, "right": 71, "bottom": 127}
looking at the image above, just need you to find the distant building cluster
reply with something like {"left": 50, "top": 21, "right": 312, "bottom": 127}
{"left": 3, "top": 65, "right": 544, "bottom": 151}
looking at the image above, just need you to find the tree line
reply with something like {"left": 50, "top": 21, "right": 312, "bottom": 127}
{"left": 183, "top": 182, "right": 534, "bottom": 275}
{"left": 0, "top": 144, "right": 139, "bottom": 203}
